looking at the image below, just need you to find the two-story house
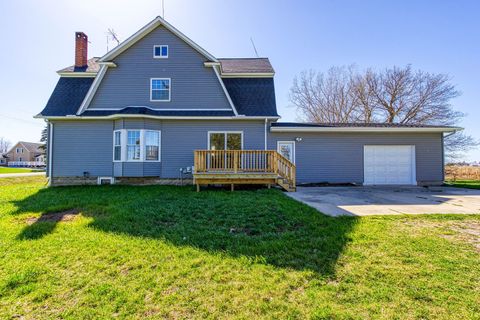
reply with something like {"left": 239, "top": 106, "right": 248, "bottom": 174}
{"left": 37, "top": 17, "right": 458, "bottom": 189}
{"left": 6, "top": 141, "right": 45, "bottom": 166}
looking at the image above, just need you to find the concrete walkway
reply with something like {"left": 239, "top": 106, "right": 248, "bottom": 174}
{"left": 0, "top": 172, "right": 45, "bottom": 178}
{"left": 286, "top": 186, "right": 480, "bottom": 217}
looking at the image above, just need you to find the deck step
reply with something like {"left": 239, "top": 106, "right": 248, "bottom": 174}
{"left": 276, "top": 179, "right": 296, "bottom": 192}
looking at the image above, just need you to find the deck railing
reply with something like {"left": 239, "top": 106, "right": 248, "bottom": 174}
{"left": 194, "top": 150, "right": 296, "bottom": 187}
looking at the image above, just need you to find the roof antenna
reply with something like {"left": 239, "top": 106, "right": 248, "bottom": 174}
{"left": 106, "top": 28, "right": 120, "bottom": 52}
{"left": 250, "top": 37, "right": 259, "bottom": 57}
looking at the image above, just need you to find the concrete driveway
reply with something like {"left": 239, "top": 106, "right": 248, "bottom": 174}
{"left": 286, "top": 186, "right": 480, "bottom": 216}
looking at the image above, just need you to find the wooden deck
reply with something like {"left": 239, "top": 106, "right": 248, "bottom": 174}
{"left": 193, "top": 150, "right": 296, "bottom": 192}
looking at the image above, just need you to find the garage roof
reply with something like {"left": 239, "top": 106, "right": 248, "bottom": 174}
{"left": 270, "top": 122, "right": 462, "bottom": 133}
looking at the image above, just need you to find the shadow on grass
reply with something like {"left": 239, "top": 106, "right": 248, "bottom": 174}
{"left": 13, "top": 184, "right": 358, "bottom": 276}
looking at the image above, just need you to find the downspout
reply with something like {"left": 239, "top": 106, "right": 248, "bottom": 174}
{"left": 47, "top": 121, "right": 53, "bottom": 186}
{"left": 264, "top": 118, "right": 268, "bottom": 150}
{"left": 441, "top": 133, "right": 445, "bottom": 182}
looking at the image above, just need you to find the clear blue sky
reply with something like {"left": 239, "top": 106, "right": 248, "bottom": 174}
{"left": 1, "top": 0, "right": 479, "bottom": 160}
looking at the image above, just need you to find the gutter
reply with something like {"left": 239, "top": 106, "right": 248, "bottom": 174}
{"left": 47, "top": 121, "right": 53, "bottom": 186}
{"left": 270, "top": 126, "right": 463, "bottom": 133}
{"left": 34, "top": 114, "right": 281, "bottom": 121}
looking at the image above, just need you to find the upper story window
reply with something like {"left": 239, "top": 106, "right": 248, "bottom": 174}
{"left": 16, "top": 148, "right": 23, "bottom": 154}
{"left": 153, "top": 45, "right": 168, "bottom": 58}
{"left": 151, "top": 78, "right": 171, "bottom": 102}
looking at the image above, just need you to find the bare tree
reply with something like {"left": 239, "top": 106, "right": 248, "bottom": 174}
{"left": 290, "top": 67, "right": 360, "bottom": 123}
{"left": 364, "top": 66, "right": 462, "bottom": 125}
{"left": 0, "top": 137, "right": 11, "bottom": 154}
{"left": 290, "top": 65, "right": 477, "bottom": 158}
{"left": 445, "top": 132, "right": 479, "bottom": 161}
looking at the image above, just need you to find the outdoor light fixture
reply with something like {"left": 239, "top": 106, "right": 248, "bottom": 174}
{"left": 295, "top": 137, "right": 303, "bottom": 142}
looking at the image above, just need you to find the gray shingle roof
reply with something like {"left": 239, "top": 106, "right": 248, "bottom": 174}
{"left": 80, "top": 108, "right": 235, "bottom": 117}
{"left": 57, "top": 57, "right": 101, "bottom": 73}
{"left": 218, "top": 58, "right": 274, "bottom": 74}
{"left": 56, "top": 58, "right": 274, "bottom": 75}
{"left": 39, "top": 77, "right": 95, "bottom": 116}
{"left": 271, "top": 122, "right": 456, "bottom": 128}
{"left": 40, "top": 76, "right": 278, "bottom": 117}
{"left": 222, "top": 78, "right": 278, "bottom": 117}
{"left": 18, "top": 142, "right": 44, "bottom": 153}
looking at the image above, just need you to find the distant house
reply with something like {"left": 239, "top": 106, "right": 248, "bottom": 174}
{"left": 6, "top": 142, "right": 45, "bottom": 167}
{"left": 0, "top": 154, "right": 7, "bottom": 166}
{"left": 35, "top": 154, "right": 46, "bottom": 163}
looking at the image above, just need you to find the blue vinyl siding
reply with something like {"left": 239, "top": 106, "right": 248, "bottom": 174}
{"left": 52, "top": 121, "right": 113, "bottom": 177}
{"left": 268, "top": 131, "right": 444, "bottom": 185}
{"left": 51, "top": 119, "right": 265, "bottom": 179}
{"left": 87, "top": 25, "right": 231, "bottom": 111}
{"left": 50, "top": 119, "right": 444, "bottom": 185}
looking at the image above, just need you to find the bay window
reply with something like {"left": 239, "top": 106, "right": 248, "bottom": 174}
{"left": 127, "top": 130, "right": 141, "bottom": 161}
{"left": 113, "top": 130, "right": 161, "bottom": 162}
{"left": 113, "top": 130, "right": 122, "bottom": 161}
{"left": 145, "top": 131, "right": 160, "bottom": 161}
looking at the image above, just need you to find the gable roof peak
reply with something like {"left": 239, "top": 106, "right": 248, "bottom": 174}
{"left": 99, "top": 16, "right": 218, "bottom": 63}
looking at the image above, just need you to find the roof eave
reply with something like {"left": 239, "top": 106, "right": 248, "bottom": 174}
{"left": 221, "top": 72, "right": 275, "bottom": 78}
{"left": 270, "top": 126, "right": 463, "bottom": 133}
{"left": 57, "top": 72, "right": 97, "bottom": 78}
{"left": 35, "top": 115, "right": 280, "bottom": 120}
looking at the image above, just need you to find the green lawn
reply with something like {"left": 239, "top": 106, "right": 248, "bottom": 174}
{"left": 0, "top": 177, "right": 479, "bottom": 319}
{"left": 446, "top": 180, "right": 480, "bottom": 190}
{"left": 0, "top": 167, "right": 43, "bottom": 174}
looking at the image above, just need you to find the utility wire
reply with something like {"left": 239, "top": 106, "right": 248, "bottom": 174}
{"left": 0, "top": 114, "right": 44, "bottom": 126}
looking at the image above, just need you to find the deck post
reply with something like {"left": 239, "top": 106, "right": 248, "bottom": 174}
{"left": 234, "top": 151, "right": 239, "bottom": 173}
{"left": 231, "top": 184, "right": 234, "bottom": 192}
{"left": 196, "top": 184, "right": 200, "bottom": 192}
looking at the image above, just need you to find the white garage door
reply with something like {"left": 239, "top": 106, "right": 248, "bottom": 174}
{"left": 364, "top": 145, "right": 416, "bottom": 185}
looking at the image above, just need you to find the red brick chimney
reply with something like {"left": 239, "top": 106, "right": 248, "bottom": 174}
{"left": 75, "top": 32, "right": 88, "bottom": 70}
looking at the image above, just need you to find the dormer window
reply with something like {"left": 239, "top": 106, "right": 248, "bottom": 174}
{"left": 153, "top": 45, "right": 168, "bottom": 58}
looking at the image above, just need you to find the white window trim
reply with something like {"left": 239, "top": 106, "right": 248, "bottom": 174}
{"left": 126, "top": 130, "right": 143, "bottom": 162}
{"left": 276, "top": 141, "right": 296, "bottom": 164}
{"left": 112, "top": 129, "right": 161, "bottom": 162}
{"left": 144, "top": 130, "right": 162, "bottom": 162}
{"left": 113, "top": 130, "right": 123, "bottom": 162}
{"left": 150, "top": 78, "right": 171, "bottom": 102}
{"left": 153, "top": 45, "right": 168, "bottom": 58}
{"left": 97, "top": 177, "right": 115, "bottom": 185}
{"left": 207, "top": 131, "right": 244, "bottom": 150}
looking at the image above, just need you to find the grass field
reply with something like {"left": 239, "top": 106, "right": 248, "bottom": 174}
{"left": 0, "top": 167, "right": 43, "bottom": 174}
{"left": 0, "top": 177, "right": 479, "bottom": 319}
{"left": 446, "top": 180, "right": 480, "bottom": 190}
{"left": 445, "top": 165, "right": 480, "bottom": 181}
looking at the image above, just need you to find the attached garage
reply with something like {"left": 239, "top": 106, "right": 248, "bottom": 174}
{"left": 269, "top": 122, "right": 461, "bottom": 186}
{"left": 364, "top": 145, "right": 416, "bottom": 185}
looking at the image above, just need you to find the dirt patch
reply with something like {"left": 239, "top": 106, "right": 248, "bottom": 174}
{"left": 444, "top": 222, "right": 480, "bottom": 252}
{"left": 401, "top": 220, "right": 480, "bottom": 253}
{"left": 26, "top": 209, "right": 80, "bottom": 225}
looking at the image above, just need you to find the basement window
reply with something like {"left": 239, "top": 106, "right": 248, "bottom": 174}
{"left": 153, "top": 45, "right": 168, "bottom": 58}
